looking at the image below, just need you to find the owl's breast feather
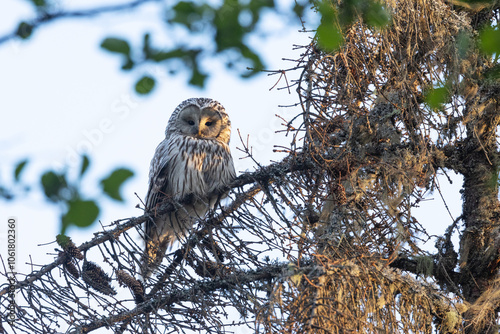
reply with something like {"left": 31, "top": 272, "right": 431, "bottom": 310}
{"left": 167, "top": 137, "right": 233, "bottom": 199}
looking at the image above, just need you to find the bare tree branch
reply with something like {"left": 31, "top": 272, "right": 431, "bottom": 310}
{"left": 0, "top": 156, "right": 311, "bottom": 298}
{"left": 79, "top": 262, "right": 286, "bottom": 333}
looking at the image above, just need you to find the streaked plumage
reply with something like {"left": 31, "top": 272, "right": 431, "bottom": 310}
{"left": 142, "top": 98, "right": 235, "bottom": 279}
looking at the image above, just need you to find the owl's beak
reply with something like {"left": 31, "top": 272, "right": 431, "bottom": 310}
{"left": 190, "top": 126, "right": 200, "bottom": 137}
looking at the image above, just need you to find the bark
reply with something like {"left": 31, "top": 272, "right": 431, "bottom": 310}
{"left": 460, "top": 82, "right": 500, "bottom": 333}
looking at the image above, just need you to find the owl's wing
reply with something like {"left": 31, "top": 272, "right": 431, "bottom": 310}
{"left": 142, "top": 141, "right": 171, "bottom": 278}
{"left": 145, "top": 163, "right": 169, "bottom": 211}
{"left": 144, "top": 141, "right": 170, "bottom": 239}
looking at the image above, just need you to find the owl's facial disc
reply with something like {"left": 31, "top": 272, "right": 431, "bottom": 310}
{"left": 179, "top": 105, "right": 223, "bottom": 139}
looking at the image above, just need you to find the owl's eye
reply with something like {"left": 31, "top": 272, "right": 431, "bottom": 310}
{"left": 205, "top": 121, "right": 213, "bottom": 126}
{"left": 187, "top": 120, "right": 195, "bottom": 126}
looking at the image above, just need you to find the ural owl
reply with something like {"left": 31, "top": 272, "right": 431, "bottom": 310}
{"left": 142, "top": 98, "right": 236, "bottom": 278}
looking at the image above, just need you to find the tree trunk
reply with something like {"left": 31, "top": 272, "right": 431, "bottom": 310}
{"left": 460, "top": 78, "right": 500, "bottom": 332}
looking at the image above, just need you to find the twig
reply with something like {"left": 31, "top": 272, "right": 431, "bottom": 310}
{"left": 0, "top": 0, "right": 161, "bottom": 45}
{"left": 0, "top": 155, "right": 314, "bottom": 298}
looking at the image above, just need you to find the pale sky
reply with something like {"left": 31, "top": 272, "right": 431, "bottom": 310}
{"left": 0, "top": 0, "right": 316, "bottom": 267}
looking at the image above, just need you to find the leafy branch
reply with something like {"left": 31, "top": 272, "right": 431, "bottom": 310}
{"left": 0, "top": 0, "right": 161, "bottom": 45}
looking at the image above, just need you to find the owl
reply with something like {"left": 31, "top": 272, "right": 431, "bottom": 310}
{"left": 142, "top": 98, "right": 236, "bottom": 279}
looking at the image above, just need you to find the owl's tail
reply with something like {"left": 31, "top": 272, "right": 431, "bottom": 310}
{"left": 141, "top": 239, "right": 169, "bottom": 280}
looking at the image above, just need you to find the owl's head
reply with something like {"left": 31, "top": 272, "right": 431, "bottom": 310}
{"left": 167, "top": 98, "right": 231, "bottom": 144}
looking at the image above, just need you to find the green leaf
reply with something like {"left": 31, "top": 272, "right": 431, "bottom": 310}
{"left": 214, "top": 3, "right": 244, "bottom": 50}
{"left": 100, "top": 38, "right": 131, "bottom": 56}
{"left": 479, "top": 25, "right": 500, "bottom": 56}
{"left": 248, "top": 0, "right": 275, "bottom": 13}
{"left": 41, "top": 171, "right": 66, "bottom": 202}
{"left": 80, "top": 155, "right": 90, "bottom": 178}
{"left": 135, "top": 76, "right": 156, "bottom": 95}
{"left": 30, "top": 0, "right": 46, "bottom": 6}
{"left": 247, "top": 0, "right": 275, "bottom": 27}
{"left": 149, "top": 49, "right": 186, "bottom": 62}
{"left": 14, "top": 159, "right": 28, "bottom": 182}
{"left": 143, "top": 33, "right": 151, "bottom": 57}
{"left": 100, "top": 168, "right": 134, "bottom": 201}
{"left": 316, "top": 23, "right": 343, "bottom": 51}
{"left": 337, "top": 0, "right": 356, "bottom": 27}
{"left": 293, "top": 2, "right": 306, "bottom": 17}
{"left": 121, "top": 57, "right": 134, "bottom": 70}
{"left": 189, "top": 67, "right": 208, "bottom": 87}
{"left": 484, "top": 64, "right": 500, "bottom": 81}
{"left": 316, "top": 1, "right": 343, "bottom": 51}
{"left": 56, "top": 234, "right": 71, "bottom": 248}
{"left": 16, "top": 22, "right": 33, "bottom": 39}
{"left": 62, "top": 200, "right": 99, "bottom": 232}
{"left": 363, "top": 2, "right": 391, "bottom": 28}
{"left": 171, "top": 1, "right": 214, "bottom": 31}
{"left": 171, "top": 1, "right": 198, "bottom": 28}
{"left": 425, "top": 86, "right": 450, "bottom": 112}
{"left": 240, "top": 45, "right": 264, "bottom": 77}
